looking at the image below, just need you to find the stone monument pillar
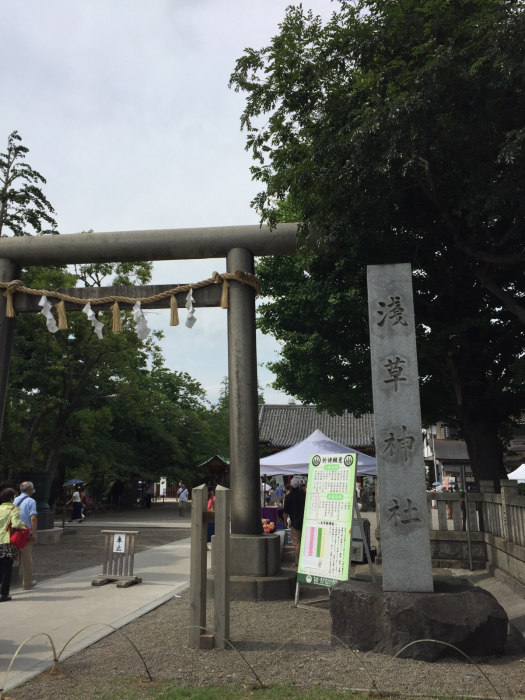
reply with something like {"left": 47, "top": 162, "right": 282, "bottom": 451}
{"left": 367, "top": 263, "right": 433, "bottom": 592}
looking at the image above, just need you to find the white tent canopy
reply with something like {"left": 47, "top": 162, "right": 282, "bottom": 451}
{"left": 260, "top": 429, "right": 377, "bottom": 477}
{"left": 507, "top": 464, "right": 525, "bottom": 483}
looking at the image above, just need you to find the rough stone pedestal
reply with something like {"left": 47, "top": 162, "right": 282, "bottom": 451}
{"left": 37, "top": 511, "right": 55, "bottom": 531}
{"left": 36, "top": 527, "right": 64, "bottom": 545}
{"left": 208, "top": 534, "right": 296, "bottom": 601}
{"left": 330, "top": 578, "right": 508, "bottom": 661}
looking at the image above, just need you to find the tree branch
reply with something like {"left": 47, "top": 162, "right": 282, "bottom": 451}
{"left": 476, "top": 265, "right": 525, "bottom": 324}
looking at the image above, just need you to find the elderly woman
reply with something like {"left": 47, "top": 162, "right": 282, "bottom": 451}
{"left": 0, "top": 488, "right": 26, "bottom": 601}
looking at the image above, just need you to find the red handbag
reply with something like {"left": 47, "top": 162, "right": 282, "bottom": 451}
{"left": 7, "top": 507, "right": 30, "bottom": 549}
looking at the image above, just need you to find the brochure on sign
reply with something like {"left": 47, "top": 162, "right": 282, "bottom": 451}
{"left": 297, "top": 452, "right": 356, "bottom": 587}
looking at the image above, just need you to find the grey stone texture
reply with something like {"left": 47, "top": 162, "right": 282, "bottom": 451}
{"left": 36, "top": 528, "right": 64, "bottom": 545}
{"left": 227, "top": 249, "right": 263, "bottom": 537}
{"left": 0, "top": 258, "right": 20, "bottom": 443}
{"left": 0, "top": 223, "right": 299, "bottom": 266}
{"left": 367, "top": 264, "right": 433, "bottom": 592}
{"left": 220, "top": 535, "right": 281, "bottom": 577}
{"left": 36, "top": 512, "right": 55, "bottom": 532}
{"left": 207, "top": 570, "right": 296, "bottom": 601}
{"left": 209, "top": 534, "right": 288, "bottom": 600}
{"left": 330, "top": 578, "right": 508, "bottom": 661}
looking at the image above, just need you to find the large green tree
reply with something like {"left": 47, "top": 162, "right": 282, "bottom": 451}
{"left": 0, "top": 131, "right": 57, "bottom": 237}
{"left": 230, "top": 0, "right": 525, "bottom": 488}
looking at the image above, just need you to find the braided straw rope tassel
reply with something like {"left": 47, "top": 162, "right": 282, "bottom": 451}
{"left": 111, "top": 302, "right": 123, "bottom": 332}
{"left": 57, "top": 301, "right": 68, "bottom": 330}
{"left": 170, "top": 295, "right": 179, "bottom": 326}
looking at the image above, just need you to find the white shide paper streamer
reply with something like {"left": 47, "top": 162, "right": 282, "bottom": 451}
{"left": 185, "top": 289, "right": 197, "bottom": 328}
{"left": 38, "top": 296, "right": 59, "bottom": 334}
{"left": 82, "top": 302, "right": 104, "bottom": 340}
{"left": 132, "top": 301, "right": 151, "bottom": 340}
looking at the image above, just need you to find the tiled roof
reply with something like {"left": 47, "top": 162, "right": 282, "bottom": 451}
{"left": 258, "top": 404, "right": 374, "bottom": 448}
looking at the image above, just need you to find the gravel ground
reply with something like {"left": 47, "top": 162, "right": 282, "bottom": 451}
{"left": 11, "top": 525, "right": 190, "bottom": 589}
{"left": 8, "top": 572, "right": 525, "bottom": 700}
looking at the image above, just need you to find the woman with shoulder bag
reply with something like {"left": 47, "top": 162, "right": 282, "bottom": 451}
{"left": 0, "top": 488, "right": 29, "bottom": 601}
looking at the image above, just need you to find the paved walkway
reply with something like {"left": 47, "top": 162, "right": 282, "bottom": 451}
{"left": 0, "top": 536, "right": 200, "bottom": 693}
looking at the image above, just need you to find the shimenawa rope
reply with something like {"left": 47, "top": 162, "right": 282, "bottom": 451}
{"left": 0, "top": 270, "right": 260, "bottom": 331}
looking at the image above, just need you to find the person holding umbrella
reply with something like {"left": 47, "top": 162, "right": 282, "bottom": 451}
{"left": 66, "top": 483, "right": 84, "bottom": 522}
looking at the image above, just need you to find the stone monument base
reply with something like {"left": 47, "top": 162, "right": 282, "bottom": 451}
{"left": 208, "top": 533, "right": 296, "bottom": 600}
{"left": 207, "top": 570, "right": 296, "bottom": 601}
{"left": 36, "top": 527, "right": 64, "bottom": 545}
{"left": 37, "top": 511, "right": 55, "bottom": 531}
{"left": 330, "top": 577, "right": 508, "bottom": 661}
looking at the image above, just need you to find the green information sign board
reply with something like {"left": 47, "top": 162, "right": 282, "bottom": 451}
{"left": 297, "top": 453, "right": 356, "bottom": 587}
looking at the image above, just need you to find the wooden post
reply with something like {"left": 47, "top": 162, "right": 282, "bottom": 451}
{"left": 214, "top": 485, "right": 230, "bottom": 649}
{"left": 500, "top": 479, "right": 519, "bottom": 544}
{"left": 479, "top": 480, "right": 494, "bottom": 534}
{"left": 189, "top": 484, "right": 208, "bottom": 649}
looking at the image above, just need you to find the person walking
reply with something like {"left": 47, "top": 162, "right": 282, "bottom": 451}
{"left": 0, "top": 488, "right": 28, "bottom": 601}
{"left": 275, "top": 484, "right": 283, "bottom": 506}
{"left": 66, "top": 485, "right": 83, "bottom": 523}
{"left": 80, "top": 485, "right": 90, "bottom": 520}
{"left": 14, "top": 482, "right": 38, "bottom": 590}
{"left": 177, "top": 483, "right": 189, "bottom": 516}
{"left": 283, "top": 477, "right": 306, "bottom": 565}
{"left": 206, "top": 485, "right": 216, "bottom": 550}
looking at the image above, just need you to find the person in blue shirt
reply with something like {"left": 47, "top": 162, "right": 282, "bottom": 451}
{"left": 275, "top": 484, "right": 283, "bottom": 505}
{"left": 14, "top": 482, "right": 38, "bottom": 590}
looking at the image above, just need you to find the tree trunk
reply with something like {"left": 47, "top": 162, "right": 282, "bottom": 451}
{"left": 44, "top": 415, "right": 69, "bottom": 475}
{"left": 457, "top": 409, "right": 507, "bottom": 492}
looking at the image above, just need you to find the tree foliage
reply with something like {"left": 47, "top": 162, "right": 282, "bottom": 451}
{"left": 230, "top": 0, "right": 525, "bottom": 487}
{"left": 0, "top": 132, "right": 231, "bottom": 498}
{"left": 0, "top": 131, "right": 57, "bottom": 237}
{"left": 0, "top": 262, "right": 230, "bottom": 491}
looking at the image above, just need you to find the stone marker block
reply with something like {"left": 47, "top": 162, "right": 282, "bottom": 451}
{"left": 367, "top": 263, "right": 433, "bottom": 592}
{"left": 331, "top": 578, "right": 508, "bottom": 661}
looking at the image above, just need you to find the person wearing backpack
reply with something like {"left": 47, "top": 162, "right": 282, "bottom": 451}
{"left": 0, "top": 488, "right": 28, "bottom": 601}
{"left": 14, "top": 482, "right": 38, "bottom": 590}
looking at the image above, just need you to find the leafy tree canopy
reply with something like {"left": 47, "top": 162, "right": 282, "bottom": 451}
{"left": 230, "top": 0, "right": 525, "bottom": 487}
{"left": 0, "top": 131, "right": 57, "bottom": 237}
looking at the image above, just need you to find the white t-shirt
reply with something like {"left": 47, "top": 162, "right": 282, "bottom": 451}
{"left": 177, "top": 488, "right": 188, "bottom": 501}
{"left": 72, "top": 491, "right": 81, "bottom": 502}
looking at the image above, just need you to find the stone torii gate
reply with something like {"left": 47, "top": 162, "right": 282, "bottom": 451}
{"left": 0, "top": 223, "right": 298, "bottom": 599}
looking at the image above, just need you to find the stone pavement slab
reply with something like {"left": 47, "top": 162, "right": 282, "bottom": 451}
{"left": 0, "top": 536, "right": 200, "bottom": 692}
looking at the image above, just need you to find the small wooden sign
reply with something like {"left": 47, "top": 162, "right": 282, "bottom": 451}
{"left": 113, "top": 533, "right": 126, "bottom": 553}
{"left": 92, "top": 530, "right": 142, "bottom": 588}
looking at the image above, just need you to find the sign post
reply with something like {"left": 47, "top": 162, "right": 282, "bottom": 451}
{"left": 92, "top": 530, "right": 141, "bottom": 588}
{"left": 295, "top": 453, "right": 375, "bottom": 605}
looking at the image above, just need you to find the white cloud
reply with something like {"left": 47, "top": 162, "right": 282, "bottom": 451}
{"left": 0, "top": 0, "right": 333, "bottom": 402}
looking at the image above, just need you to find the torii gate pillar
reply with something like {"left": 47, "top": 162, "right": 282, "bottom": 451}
{"left": 226, "top": 248, "right": 262, "bottom": 536}
{"left": 0, "top": 259, "right": 19, "bottom": 443}
{"left": 210, "top": 248, "right": 296, "bottom": 599}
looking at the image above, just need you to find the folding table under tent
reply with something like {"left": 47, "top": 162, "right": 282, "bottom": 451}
{"left": 259, "top": 429, "right": 377, "bottom": 477}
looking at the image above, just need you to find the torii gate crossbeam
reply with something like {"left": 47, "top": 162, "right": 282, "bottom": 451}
{"left": 0, "top": 223, "right": 299, "bottom": 600}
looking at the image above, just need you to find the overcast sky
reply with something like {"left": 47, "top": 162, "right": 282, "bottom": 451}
{"left": 0, "top": 0, "right": 335, "bottom": 404}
